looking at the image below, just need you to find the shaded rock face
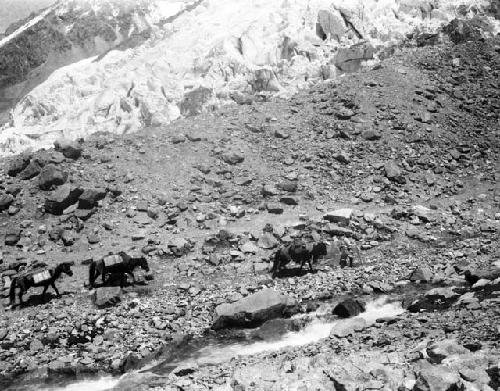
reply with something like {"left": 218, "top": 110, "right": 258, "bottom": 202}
{"left": 332, "top": 299, "right": 365, "bottom": 318}
{"left": 44, "top": 184, "right": 83, "bottom": 215}
{"left": 38, "top": 164, "right": 68, "bottom": 190}
{"left": 212, "top": 288, "right": 297, "bottom": 329}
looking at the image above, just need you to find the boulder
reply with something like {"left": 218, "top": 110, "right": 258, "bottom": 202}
{"left": 332, "top": 299, "right": 365, "bottom": 318}
{"left": 324, "top": 208, "right": 353, "bottom": 226}
{"left": 212, "top": 288, "right": 297, "bottom": 329}
{"left": 92, "top": 287, "right": 122, "bottom": 308}
{"left": 317, "top": 9, "right": 346, "bottom": 42}
{"left": 4, "top": 228, "right": 21, "bottom": 246}
{"left": 413, "top": 360, "right": 463, "bottom": 391}
{"left": 427, "top": 340, "right": 469, "bottom": 364}
{"left": 38, "top": 164, "right": 68, "bottom": 190}
{"left": 54, "top": 138, "right": 83, "bottom": 159}
{"left": 222, "top": 150, "right": 245, "bottom": 165}
{"left": 408, "top": 288, "right": 460, "bottom": 313}
{"left": 179, "top": 86, "right": 213, "bottom": 117}
{"left": 334, "top": 42, "right": 375, "bottom": 72}
{"left": 464, "top": 267, "right": 500, "bottom": 285}
{"left": 45, "top": 184, "right": 83, "bottom": 215}
{"left": 78, "top": 188, "right": 107, "bottom": 209}
{"left": 19, "top": 159, "right": 43, "bottom": 180}
{"left": 258, "top": 233, "right": 279, "bottom": 249}
{"left": 330, "top": 317, "right": 367, "bottom": 338}
{"left": 410, "top": 267, "right": 433, "bottom": 282}
{"left": 266, "top": 203, "right": 284, "bottom": 214}
{"left": 384, "top": 161, "right": 406, "bottom": 184}
{"left": 7, "top": 155, "right": 31, "bottom": 177}
{"left": 0, "top": 194, "right": 14, "bottom": 211}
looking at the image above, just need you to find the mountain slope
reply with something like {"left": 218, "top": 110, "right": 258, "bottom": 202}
{"left": 0, "top": 0, "right": 497, "bottom": 156}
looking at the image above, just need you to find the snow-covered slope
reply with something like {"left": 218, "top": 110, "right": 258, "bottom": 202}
{"left": 0, "top": 0, "right": 497, "bottom": 155}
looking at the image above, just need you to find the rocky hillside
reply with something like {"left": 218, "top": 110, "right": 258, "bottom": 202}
{"left": 0, "top": 15, "right": 499, "bottom": 390}
{"left": 0, "top": 0, "right": 498, "bottom": 156}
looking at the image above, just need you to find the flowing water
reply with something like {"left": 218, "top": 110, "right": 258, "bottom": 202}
{"left": 43, "top": 296, "right": 404, "bottom": 391}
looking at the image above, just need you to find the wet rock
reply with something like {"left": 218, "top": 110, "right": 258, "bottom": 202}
{"left": 408, "top": 288, "right": 460, "bottom": 313}
{"left": 212, "top": 288, "right": 297, "bottom": 329}
{"left": 330, "top": 317, "right": 367, "bottom": 337}
{"left": 78, "top": 188, "right": 107, "bottom": 209}
{"left": 54, "top": 138, "right": 83, "bottom": 159}
{"left": 332, "top": 299, "right": 365, "bottom": 318}
{"left": 0, "top": 194, "right": 14, "bottom": 211}
{"left": 45, "top": 184, "right": 83, "bottom": 215}
{"left": 280, "top": 196, "right": 298, "bottom": 205}
{"left": 38, "top": 164, "right": 68, "bottom": 190}
{"left": 92, "top": 287, "right": 122, "bottom": 308}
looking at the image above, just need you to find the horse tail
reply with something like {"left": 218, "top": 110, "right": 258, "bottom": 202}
{"left": 89, "top": 261, "right": 96, "bottom": 288}
{"left": 9, "top": 277, "right": 17, "bottom": 305}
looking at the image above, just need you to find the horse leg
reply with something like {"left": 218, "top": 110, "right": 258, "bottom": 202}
{"left": 51, "top": 282, "right": 61, "bottom": 297}
{"left": 42, "top": 284, "right": 49, "bottom": 301}
{"left": 308, "top": 256, "right": 314, "bottom": 272}
{"left": 18, "top": 289, "right": 24, "bottom": 306}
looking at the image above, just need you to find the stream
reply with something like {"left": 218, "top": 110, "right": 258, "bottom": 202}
{"left": 41, "top": 296, "right": 405, "bottom": 391}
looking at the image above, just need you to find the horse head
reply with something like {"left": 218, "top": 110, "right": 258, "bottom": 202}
{"left": 60, "top": 262, "right": 74, "bottom": 276}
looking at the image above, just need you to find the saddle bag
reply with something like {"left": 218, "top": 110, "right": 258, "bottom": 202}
{"left": 103, "top": 254, "right": 123, "bottom": 268}
{"left": 33, "top": 270, "right": 51, "bottom": 284}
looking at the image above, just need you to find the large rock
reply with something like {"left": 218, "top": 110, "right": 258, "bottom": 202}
{"left": 78, "top": 188, "right": 107, "bottom": 209}
{"left": 4, "top": 228, "right": 21, "bottom": 246}
{"left": 324, "top": 208, "right": 353, "bottom": 226}
{"left": 18, "top": 159, "right": 44, "bottom": 180}
{"left": 334, "top": 42, "right": 375, "bottom": 72}
{"left": 179, "top": 86, "right": 213, "bottom": 116}
{"left": 222, "top": 150, "right": 245, "bottom": 165}
{"left": 38, "top": 164, "right": 68, "bottom": 190}
{"left": 45, "top": 184, "right": 83, "bottom": 215}
{"left": 0, "top": 194, "right": 14, "bottom": 211}
{"left": 92, "top": 287, "right": 122, "bottom": 308}
{"left": 7, "top": 155, "right": 31, "bottom": 177}
{"left": 333, "top": 299, "right": 365, "bottom": 318}
{"left": 427, "top": 340, "right": 468, "bottom": 364}
{"left": 410, "top": 267, "right": 433, "bottom": 282}
{"left": 464, "top": 267, "right": 500, "bottom": 285}
{"left": 212, "top": 288, "right": 297, "bottom": 329}
{"left": 317, "top": 9, "right": 346, "bottom": 42}
{"left": 330, "top": 317, "right": 367, "bottom": 338}
{"left": 413, "top": 360, "right": 464, "bottom": 391}
{"left": 384, "top": 161, "right": 406, "bottom": 184}
{"left": 54, "top": 138, "right": 83, "bottom": 159}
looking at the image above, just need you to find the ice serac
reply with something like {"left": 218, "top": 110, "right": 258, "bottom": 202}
{"left": 0, "top": 0, "right": 497, "bottom": 156}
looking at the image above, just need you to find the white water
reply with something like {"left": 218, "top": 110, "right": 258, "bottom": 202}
{"left": 48, "top": 296, "right": 403, "bottom": 391}
{"left": 43, "top": 377, "right": 118, "bottom": 391}
{"left": 191, "top": 296, "right": 404, "bottom": 364}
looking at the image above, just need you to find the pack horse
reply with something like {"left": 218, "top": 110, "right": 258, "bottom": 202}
{"left": 9, "top": 262, "right": 74, "bottom": 307}
{"left": 271, "top": 241, "right": 328, "bottom": 278}
{"left": 88, "top": 252, "right": 149, "bottom": 288}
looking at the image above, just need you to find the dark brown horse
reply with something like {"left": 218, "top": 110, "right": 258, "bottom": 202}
{"left": 271, "top": 241, "right": 328, "bottom": 278}
{"left": 88, "top": 252, "right": 149, "bottom": 288}
{"left": 9, "top": 262, "right": 74, "bottom": 307}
